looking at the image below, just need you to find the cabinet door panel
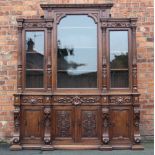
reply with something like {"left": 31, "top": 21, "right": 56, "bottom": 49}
{"left": 53, "top": 106, "right": 75, "bottom": 141}
{"left": 21, "top": 106, "right": 43, "bottom": 143}
{"left": 110, "top": 107, "right": 131, "bottom": 141}
{"left": 77, "top": 106, "right": 101, "bottom": 143}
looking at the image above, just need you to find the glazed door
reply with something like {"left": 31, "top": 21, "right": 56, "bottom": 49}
{"left": 110, "top": 107, "right": 132, "bottom": 142}
{"left": 21, "top": 106, "right": 43, "bottom": 144}
{"left": 76, "top": 106, "right": 101, "bottom": 144}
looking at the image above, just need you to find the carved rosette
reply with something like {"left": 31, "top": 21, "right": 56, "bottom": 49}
{"left": 54, "top": 96, "right": 100, "bottom": 105}
{"left": 109, "top": 96, "right": 131, "bottom": 105}
{"left": 22, "top": 96, "right": 43, "bottom": 104}
{"left": 43, "top": 107, "right": 51, "bottom": 145}
{"left": 133, "top": 107, "right": 141, "bottom": 144}
{"left": 45, "top": 96, "right": 51, "bottom": 105}
{"left": 101, "top": 108, "right": 110, "bottom": 144}
{"left": 12, "top": 106, "right": 20, "bottom": 145}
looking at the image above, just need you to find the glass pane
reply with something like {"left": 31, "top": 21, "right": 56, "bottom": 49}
{"left": 110, "top": 31, "right": 129, "bottom": 88}
{"left": 57, "top": 15, "right": 97, "bottom": 88}
{"left": 110, "top": 31, "right": 128, "bottom": 69}
{"left": 26, "top": 71, "right": 43, "bottom": 88}
{"left": 25, "top": 31, "right": 44, "bottom": 88}
{"left": 111, "top": 70, "right": 129, "bottom": 88}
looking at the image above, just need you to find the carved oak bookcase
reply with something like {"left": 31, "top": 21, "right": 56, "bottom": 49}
{"left": 10, "top": 4, "right": 144, "bottom": 150}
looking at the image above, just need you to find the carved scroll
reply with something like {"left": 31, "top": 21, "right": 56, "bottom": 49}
{"left": 133, "top": 107, "right": 141, "bottom": 144}
{"left": 43, "top": 107, "right": 52, "bottom": 145}
{"left": 101, "top": 108, "right": 110, "bottom": 144}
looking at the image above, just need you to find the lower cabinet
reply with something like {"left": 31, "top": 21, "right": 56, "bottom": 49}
{"left": 109, "top": 106, "right": 132, "bottom": 144}
{"left": 52, "top": 106, "right": 101, "bottom": 144}
{"left": 21, "top": 106, "right": 44, "bottom": 144}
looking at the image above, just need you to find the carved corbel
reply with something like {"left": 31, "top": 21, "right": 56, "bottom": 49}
{"left": 100, "top": 107, "right": 112, "bottom": 150}
{"left": 132, "top": 106, "right": 144, "bottom": 150}
{"left": 102, "top": 108, "right": 110, "bottom": 144}
{"left": 10, "top": 105, "right": 22, "bottom": 150}
{"left": 133, "top": 107, "right": 141, "bottom": 143}
{"left": 42, "top": 107, "right": 54, "bottom": 150}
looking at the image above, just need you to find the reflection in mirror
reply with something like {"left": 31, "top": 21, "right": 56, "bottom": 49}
{"left": 57, "top": 15, "right": 97, "bottom": 88}
{"left": 25, "top": 31, "right": 44, "bottom": 88}
{"left": 110, "top": 31, "right": 129, "bottom": 88}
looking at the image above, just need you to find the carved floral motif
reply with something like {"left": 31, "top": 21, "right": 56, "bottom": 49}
{"left": 110, "top": 96, "right": 131, "bottom": 104}
{"left": 22, "top": 96, "right": 43, "bottom": 104}
{"left": 54, "top": 96, "right": 100, "bottom": 105}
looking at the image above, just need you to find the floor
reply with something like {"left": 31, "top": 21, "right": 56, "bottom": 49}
{"left": 0, "top": 143, "right": 153, "bottom": 155}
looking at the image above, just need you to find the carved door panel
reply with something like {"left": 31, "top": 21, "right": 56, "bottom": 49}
{"left": 52, "top": 106, "right": 75, "bottom": 143}
{"left": 76, "top": 106, "right": 101, "bottom": 143}
{"left": 110, "top": 107, "right": 131, "bottom": 142}
{"left": 21, "top": 106, "right": 43, "bottom": 143}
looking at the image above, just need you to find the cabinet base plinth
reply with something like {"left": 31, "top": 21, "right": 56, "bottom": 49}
{"left": 10, "top": 144, "right": 22, "bottom": 151}
{"left": 41, "top": 145, "right": 54, "bottom": 151}
{"left": 99, "top": 145, "right": 112, "bottom": 151}
{"left": 132, "top": 144, "right": 144, "bottom": 150}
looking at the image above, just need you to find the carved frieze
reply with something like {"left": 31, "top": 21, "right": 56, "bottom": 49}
{"left": 109, "top": 96, "right": 131, "bottom": 105}
{"left": 54, "top": 96, "right": 100, "bottom": 105}
{"left": 22, "top": 96, "right": 43, "bottom": 104}
{"left": 82, "top": 111, "right": 97, "bottom": 137}
{"left": 101, "top": 20, "right": 137, "bottom": 28}
{"left": 23, "top": 22, "right": 53, "bottom": 28}
{"left": 57, "top": 111, "right": 71, "bottom": 137}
